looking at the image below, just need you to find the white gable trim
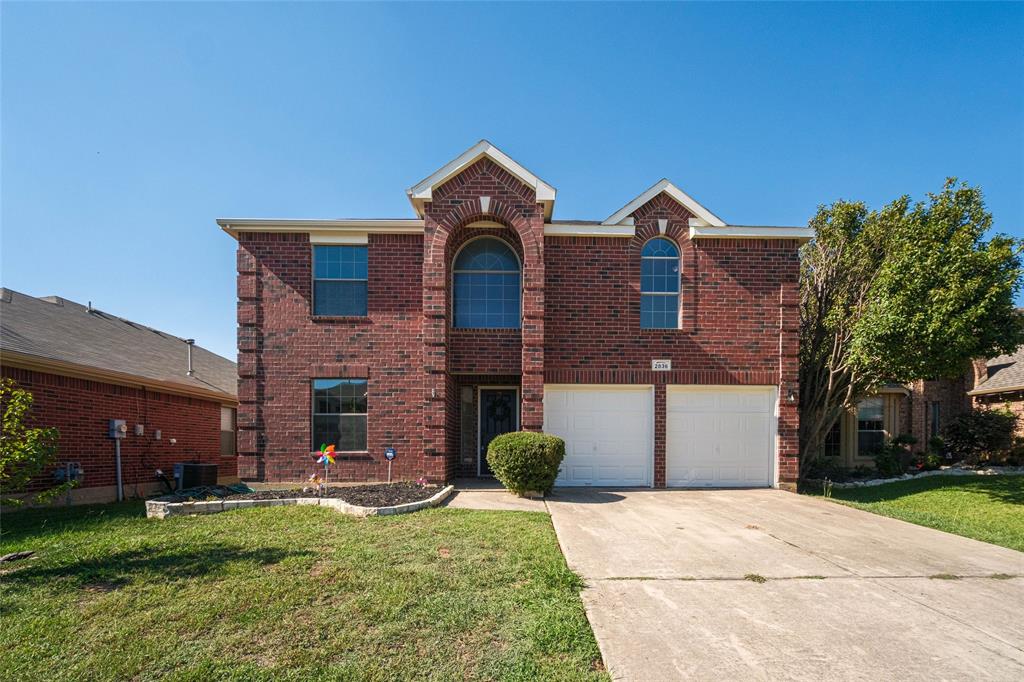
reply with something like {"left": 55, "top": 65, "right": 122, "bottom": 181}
{"left": 689, "top": 225, "right": 814, "bottom": 241}
{"left": 406, "top": 140, "right": 557, "bottom": 219}
{"left": 603, "top": 179, "right": 726, "bottom": 227}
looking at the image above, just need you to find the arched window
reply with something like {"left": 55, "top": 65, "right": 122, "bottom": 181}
{"left": 453, "top": 237, "right": 521, "bottom": 329}
{"left": 640, "top": 237, "right": 680, "bottom": 329}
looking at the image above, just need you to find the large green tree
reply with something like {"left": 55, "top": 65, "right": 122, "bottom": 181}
{"left": 799, "top": 179, "right": 1024, "bottom": 475}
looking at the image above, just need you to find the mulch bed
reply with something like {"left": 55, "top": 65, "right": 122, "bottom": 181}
{"left": 155, "top": 482, "right": 439, "bottom": 507}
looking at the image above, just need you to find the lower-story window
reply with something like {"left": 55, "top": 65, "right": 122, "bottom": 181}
{"left": 312, "top": 379, "right": 367, "bottom": 451}
{"left": 823, "top": 419, "right": 841, "bottom": 458}
{"left": 857, "top": 397, "right": 885, "bottom": 455}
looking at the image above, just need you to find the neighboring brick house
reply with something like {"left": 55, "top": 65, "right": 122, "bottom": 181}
{"left": 969, "top": 346, "right": 1024, "bottom": 434}
{"left": 0, "top": 288, "right": 238, "bottom": 504}
{"left": 220, "top": 141, "right": 812, "bottom": 490}
{"left": 823, "top": 376, "right": 975, "bottom": 468}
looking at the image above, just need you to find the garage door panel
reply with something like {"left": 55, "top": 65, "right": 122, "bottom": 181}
{"left": 546, "top": 386, "right": 652, "bottom": 487}
{"left": 666, "top": 387, "right": 775, "bottom": 488}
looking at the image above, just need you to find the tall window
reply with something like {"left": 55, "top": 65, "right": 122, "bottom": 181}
{"left": 312, "top": 379, "right": 367, "bottom": 452}
{"left": 857, "top": 397, "right": 885, "bottom": 455}
{"left": 823, "top": 419, "right": 841, "bottom": 458}
{"left": 640, "top": 237, "right": 680, "bottom": 329}
{"left": 313, "top": 246, "right": 368, "bottom": 316}
{"left": 220, "top": 407, "right": 236, "bottom": 457}
{"left": 929, "top": 401, "right": 941, "bottom": 438}
{"left": 452, "top": 237, "right": 521, "bottom": 329}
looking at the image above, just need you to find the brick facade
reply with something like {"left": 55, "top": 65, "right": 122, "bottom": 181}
{"left": 2, "top": 365, "right": 233, "bottom": 502}
{"left": 234, "top": 155, "right": 803, "bottom": 488}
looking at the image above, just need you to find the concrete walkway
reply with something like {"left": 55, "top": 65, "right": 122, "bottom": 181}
{"left": 443, "top": 481, "right": 547, "bottom": 512}
{"left": 545, "top": 488, "right": 1024, "bottom": 681}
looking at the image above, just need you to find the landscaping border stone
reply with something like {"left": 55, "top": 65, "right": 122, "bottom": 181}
{"left": 808, "top": 465, "right": 1024, "bottom": 490}
{"left": 145, "top": 485, "right": 454, "bottom": 519}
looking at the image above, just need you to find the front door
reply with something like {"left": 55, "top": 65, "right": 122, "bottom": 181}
{"left": 478, "top": 388, "right": 519, "bottom": 476}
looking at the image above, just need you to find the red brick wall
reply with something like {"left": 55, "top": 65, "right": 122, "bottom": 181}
{"left": 544, "top": 193, "right": 802, "bottom": 486}
{"left": 1, "top": 366, "right": 231, "bottom": 495}
{"left": 236, "top": 231, "right": 431, "bottom": 483}
{"left": 237, "top": 166, "right": 802, "bottom": 488}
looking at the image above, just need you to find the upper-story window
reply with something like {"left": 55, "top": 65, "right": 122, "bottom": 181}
{"left": 452, "top": 237, "right": 521, "bottom": 329}
{"left": 313, "top": 245, "right": 368, "bottom": 316}
{"left": 640, "top": 237, "right": 680, "bottom": 329}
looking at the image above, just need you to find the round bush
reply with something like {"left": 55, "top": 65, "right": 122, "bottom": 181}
{"left": 486, "top": 432, "right": 565, "bottom": 495}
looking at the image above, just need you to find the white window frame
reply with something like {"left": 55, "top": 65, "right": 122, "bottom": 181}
{"left": 312, "top": 245, "right": 368, "bottom": 317}
{"left": 640, "top": 237, "right": 681, "bottom": 330}
{"left": 311, "top": 378, "right": 368, "bottom": 453}
{"left": 451, "top": 235, "right": 523, "bottom": 330}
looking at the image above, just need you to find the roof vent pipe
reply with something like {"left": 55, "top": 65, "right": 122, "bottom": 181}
{"left": 185, "top": 339, "right": 195, "bottom": 376}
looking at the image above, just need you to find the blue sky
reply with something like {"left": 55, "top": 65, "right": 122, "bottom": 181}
{"left": 3, "top": 2, "right": 1022, "bottom": 359}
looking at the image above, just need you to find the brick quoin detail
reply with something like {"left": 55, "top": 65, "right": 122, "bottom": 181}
{"left": 2, "top": 366, "right": 233, "bottom": 495}
{"left": 235, "top": 159, "right": 803, "bottom": 488}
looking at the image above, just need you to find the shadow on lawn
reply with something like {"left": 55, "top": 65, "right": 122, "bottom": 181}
{"left": 834, "top": 475, "right": 1024, "bottom": 506}
{"left": 3, "top": 544, "right": 311, "bottom": 590}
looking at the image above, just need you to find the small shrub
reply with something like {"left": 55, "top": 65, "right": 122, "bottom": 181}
{"left": 942, "top": 407, "right": 1018, "bottom": 465}
{"left": 914, "top": 452, "right": 943, "bottom": 471}
{"left": 872, "top": 448, "right": 904, "bottom": 477}
{"left": 870, "top": 433, "right": 916, "bottom": 478}
{"left": 486, "top": 432, "right": 565, "bottom": 495}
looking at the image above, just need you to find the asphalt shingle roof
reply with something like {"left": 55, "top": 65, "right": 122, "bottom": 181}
{"left": 975, "top": 346, "right": 1024, "bottom": 394}
{"left": 0, "top": 288, "right": 236, "bottom": 400}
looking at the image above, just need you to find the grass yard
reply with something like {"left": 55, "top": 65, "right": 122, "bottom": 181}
{"left": 0, "top": 503, "right": 606, "bottom": 682}
{"left": 819, "top": 475, "right": 1024, "bottom": 552}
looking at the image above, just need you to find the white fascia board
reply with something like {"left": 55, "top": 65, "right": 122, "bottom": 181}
{"left": 603, "top": 179, "right": 726, "bottom": 227}
{"left": 689, "top": 225, "right": 814, "bottom": 241}
{"left": 406, "top": 140, "right": 557, "bottom": 218}
{"left": 968, "top": 384, "right": 1024, "bottom": 397}
{"left": 543, "top": 223, "right": 635, "bottom": 237}
{"left": 217, "top": 218, "right": 424, "bottom": 240}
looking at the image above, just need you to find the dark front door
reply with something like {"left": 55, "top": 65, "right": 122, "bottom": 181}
{"left": 479, "top": 388, "right": 519, "bottom": 476}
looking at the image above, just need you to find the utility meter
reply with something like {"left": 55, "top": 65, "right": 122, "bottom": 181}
{"left": 108, "top": 419, "right": 128, "bottom": 439}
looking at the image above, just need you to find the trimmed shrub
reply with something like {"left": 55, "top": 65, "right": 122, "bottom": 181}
{"left": 942, "top": 407, "right": 1018, "bottom": 465}
{"left": 486, "top": 432, "right": 565, "bottom": 495}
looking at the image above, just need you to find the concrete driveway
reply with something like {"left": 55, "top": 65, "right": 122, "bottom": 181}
{"left": 546, "top": 489, "right": 1024, "bottom": 681}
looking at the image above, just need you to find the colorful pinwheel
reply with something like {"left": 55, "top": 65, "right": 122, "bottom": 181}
{"left": 317, "top": 443, "right": 336, "bottom": 466}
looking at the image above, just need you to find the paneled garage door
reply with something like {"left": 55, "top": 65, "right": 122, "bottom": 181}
{"left": 544, "top": 385, "right": 653, "bottom": 487}
{"left": 666, "top": 386, "right": 776, "bottom": 487}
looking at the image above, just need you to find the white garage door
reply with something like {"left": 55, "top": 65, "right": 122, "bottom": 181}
{"left": 666, "top": 386, "right": 776, "bottom": 487}
{"left": 544, "top": 385, "right": 653, "bottom": 487}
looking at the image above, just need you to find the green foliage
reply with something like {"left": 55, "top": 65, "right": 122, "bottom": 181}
{"left": 914, "top": 452, "right": 944, "bottom": 472}
{"left": 871, "top": 433, "right": 917, "bottom": 477}
{"left": 799, "top": 179, "right": 1024, "bottom": 476}
{"left": 872, "top": 448, "right": 905, "bottom": 478}
{"left": 486, "top": 432, "right": 565, "bottom": 495}
{"left": 0, "top": 378, "right": 66, "bottom": 506}
{"left": 942, "top": 407, "right": 1018, "bottom": 465}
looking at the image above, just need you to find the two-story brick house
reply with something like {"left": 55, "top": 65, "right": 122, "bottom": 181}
{"left": 220, "top": 141, "right": 812, "bottom": 490}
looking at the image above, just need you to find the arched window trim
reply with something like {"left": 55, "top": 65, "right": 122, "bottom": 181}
{"left": 451, "top": 235, "right": 522, "bottom": 329}
{"left": 640, "top": 236, "right": 681, "bottom": 330}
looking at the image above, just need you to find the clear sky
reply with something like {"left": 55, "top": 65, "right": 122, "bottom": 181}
{"left": 3, "top": 2, "right": 1022, "bottom": 359}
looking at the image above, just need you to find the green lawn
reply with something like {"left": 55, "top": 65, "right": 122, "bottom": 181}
{"left": 819, "top": 475, "right": 1024, "bottom": 552}
{"left": 0, "top": 503, "right": 606, "bottom": 681}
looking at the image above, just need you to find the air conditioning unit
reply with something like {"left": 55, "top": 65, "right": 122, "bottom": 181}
{"left": 173, "top": 462, "right": 218, "bottom": 490}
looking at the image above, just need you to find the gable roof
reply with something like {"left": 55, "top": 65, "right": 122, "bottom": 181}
{"left": 406, "top": 140, "right": 557, "bottom": 220}
{"left": 0, "top": 288, "right": 236, "bottom": 402}
{"left": 969, "top": 346, "right": 1024, "bottom": 396}
{"left": 603, "top": 179, "right": 727, "bottom": 227}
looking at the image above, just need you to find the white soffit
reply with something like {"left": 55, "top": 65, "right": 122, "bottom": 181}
{"left": 689, "top": 225, "right": 814, "bottom": 241}
{"left": 406, "top": 140, "right": 557, "bottom": 220}
{"left": 603, "top": 179, "right": 726, "bottom": 227}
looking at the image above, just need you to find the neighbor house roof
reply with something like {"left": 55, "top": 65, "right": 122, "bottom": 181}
{"left": 968, "top": 346, "right": 1024, "bottom": 396}
{"left": 0, "top": 288, "right": 236, "bottom": 403}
